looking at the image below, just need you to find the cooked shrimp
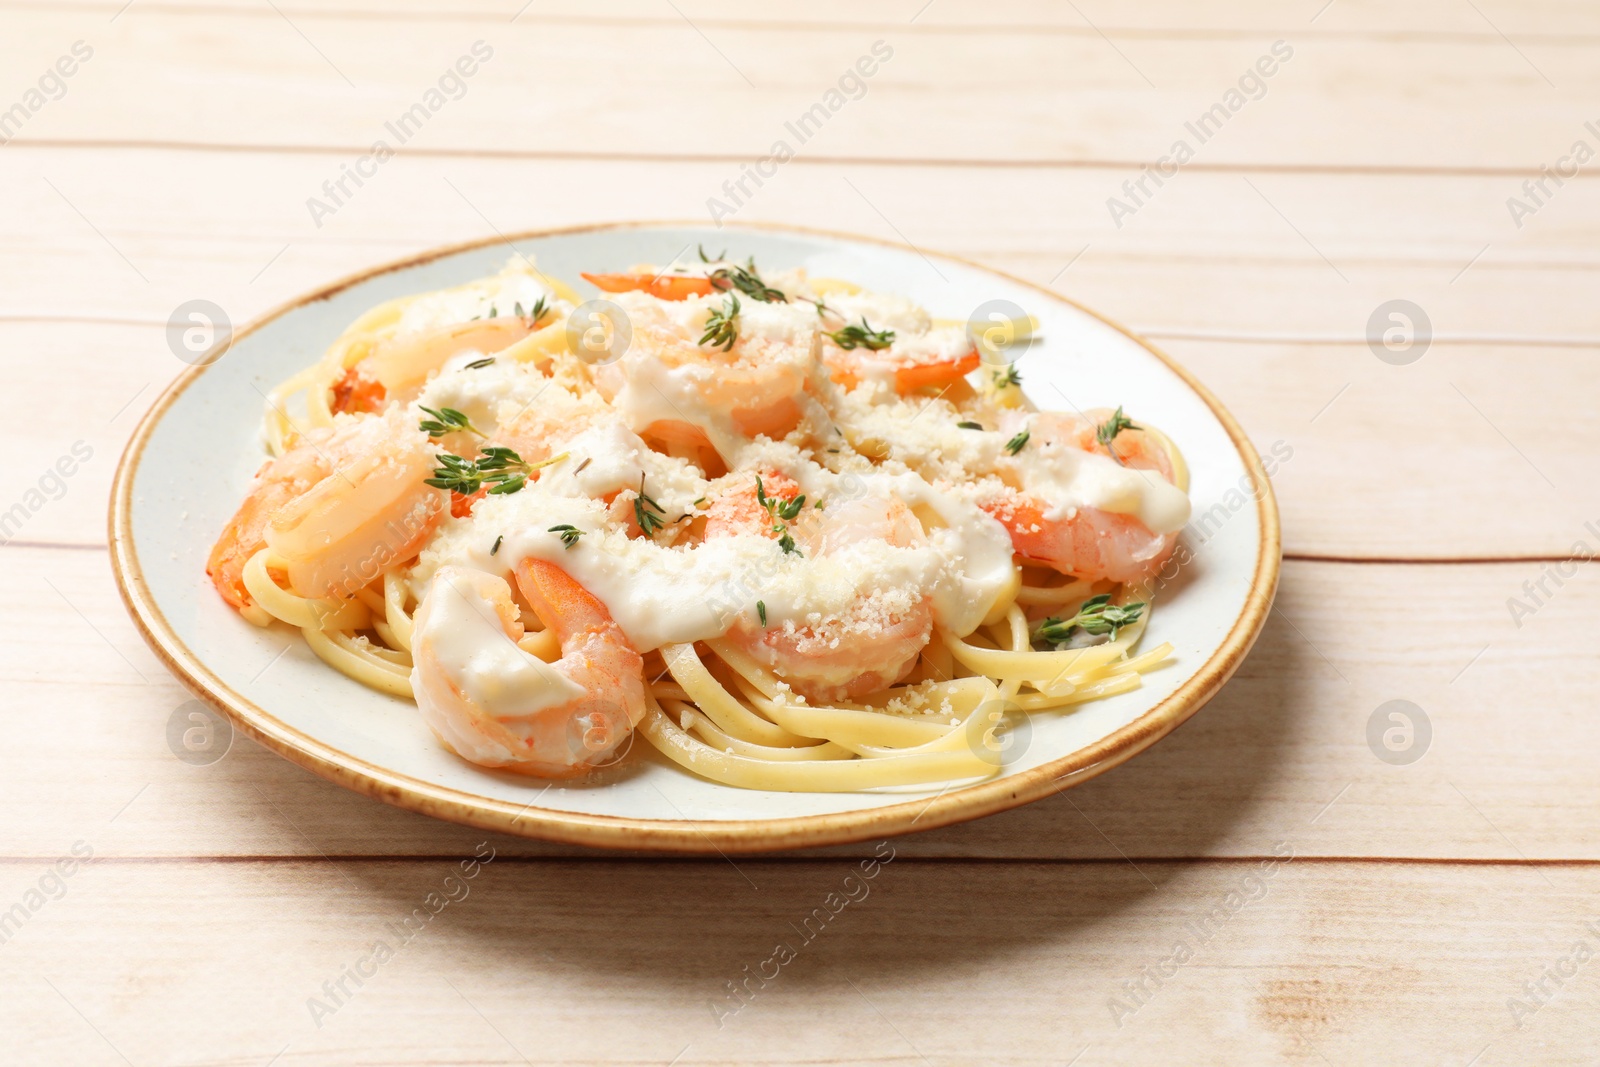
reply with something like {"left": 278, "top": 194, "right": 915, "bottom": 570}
{"left": 706, "top": 473, "right": 934, "bottom": 704}
{"left": 409, "top": 562, "right": 646, "bottom": 777}
{"left": 581, "top": 271, "right": 715, "bottom": 301}
{"left": 819, "top": 342, "right": 979, "bottom": 396}
{"left": 360, "top": 315, "right": 545, "bottom": 403}
{"left": 206, "top": 411, "right": 446, "bottom": 610}
{"left": 1032, "top": 408, "right": 1176, "bottom": 479}
{"left": 983, "top": 409, "right": 1182, "bottom": 584}
{"left": 594, "top": 303, "right": 810, "bottom": 447}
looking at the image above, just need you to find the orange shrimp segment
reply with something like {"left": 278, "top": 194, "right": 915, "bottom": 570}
{"left": 330, "top": 364, "right": 388, "bottom": 415}
{"left": 706, "top": 476, "right": 933, "bottom": 704}
{"left": 987, "top": 496, "right": 1175, "bottom": 586}
{"left": 407, "top": 563, "right": 646, "bottom": 778}
{"left": 365, "top": 317, "right": 540, "bottom": 400}
{"left": 894, "top": 349, "right": 980, "bottom": 393}
{"left": 581, "top": 272, "right": 715, "bottom": 301}
{"left": 982, "top": 409, "right": 1181, "bottom": 584}
{"left": 207, "top": 412, "right": 446, "bottom": 611}
{"left": 824, "top": 345, "right": 980, "bottom": 395}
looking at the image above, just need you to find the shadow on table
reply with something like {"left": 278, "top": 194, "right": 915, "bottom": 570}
{"left": 275, "top": 582, "right": 1311, "bottom": 1007}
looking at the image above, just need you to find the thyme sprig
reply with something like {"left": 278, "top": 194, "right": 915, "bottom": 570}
{"left": 755, "top": 474, "right": 806, "bottom": 555}
{"left": 699, "top": 294, "right": 741, "bottom": 351}
{"left": 1004, "top": 429, "right": 1030, "bottom": 455}
{"left": 1032, "top": 594, "right": 1147, "bottom": 648}
{"left": 418, "top": 406, "right": 484, "bottom": 439}
{"left": 425, "top": 447, "right": 567, "bottom": 498}
{"left": 826, "top": 318, "right": 895, "bottom": 351}
{"left": 698, "top": 246, "right": 786, "bottom": 303}
{"left": 548, "top": 524, "right": 583, "bottom": 549}
{"left": 474, "top": 296, "right": 549, "bottom": 323}
{"left": 513, "top": 296, "right": 549, "bottom": 324}
{"left": 633, "top": 476, "right": 668, "bottom": 537}
{"left": 1096, "top": 406, "right": 1140, "bottom": 464}
{"left": 994, "top": 364, "right": 1022, "bottom": 389}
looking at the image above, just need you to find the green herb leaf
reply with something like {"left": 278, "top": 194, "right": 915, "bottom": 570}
{"left": 754, "top": 474, "right": 805, "bottom": 556}
{"left": 698, "top": 293, "right": 741, "bottom": 351}
{"left": 1004, "top": 429, "right": 1030, "bottom": 455}
{"left": 1096, "top": 405, "right": 1141, "bottom": 460}
{"left": 757, "top": 600, "right": 767, "bottom": 626}
{"left": 418, "top": 406, "right": 482, "bottom": 439}
{"left": 1032, "top": 594, "right": 1147, "bottom": 647}
{"left": 548, "top": 524, "right": 583, "bottom": 549}
{"left": 957, "top": 420, "right": 984, "bottom": 430}
{"left": 634, "top": 476, "right": 667, "bottom": 537}
{"left": 709, "top": 257, "right": 786, "bottom": 303}
{"left": 464, "top": 356, "right": 496, "bottom": 370}
{"left": 491, "top": 535, "right": 503, "bottom": 556}
{"left": 994, "top": 364, "right": 1022, "bottom": 389}
{"left": 826, "top": 317, "right": 895, "bottom": 351}
{"left": 425, "top": 445, "right": 559, "bottom": 498}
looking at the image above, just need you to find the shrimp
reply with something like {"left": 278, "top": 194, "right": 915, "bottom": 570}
{"left": 581, "top": 271, "right": 715, "bottom": 301}
{"left": 706, "top": 473, "right": 934, "bottom": 704}
{"left": 409, "top": 562, "right": 647, "bottom": 777}
{"left": 359, "top": 315, "right": 545, "bottom": 404}
{"left": 206, "top": 410, "right": 447, "bottom": 611}
{"left": 823, "top": 344, "right": 980, "bottom": 396}
{"left": 593, "top": 304, "right": 810, "bottom": 447}
{"left": 983, "top": 409, "right": 1182, "bottom": 584}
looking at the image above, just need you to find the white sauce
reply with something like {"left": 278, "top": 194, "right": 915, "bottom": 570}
{"left": 412, "top": 429, "right": 1016, "bottom": 652}
{"left": 413, "top": 569, "right": 585, "bottom": 717}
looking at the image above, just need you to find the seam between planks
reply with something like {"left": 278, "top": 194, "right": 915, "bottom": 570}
{"left": 8, "top": 3, "right": 1600, "bottom": 45}
{"left": 0, "top": 854, "right": 1596, "bottom": 866}
{"left": 3, "top": 139, "right": 1596, "bottom": 182}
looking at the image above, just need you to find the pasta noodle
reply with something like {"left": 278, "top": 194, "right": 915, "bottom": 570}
{"left": 206, "top": 253, "right": 1192, "bottom": 792}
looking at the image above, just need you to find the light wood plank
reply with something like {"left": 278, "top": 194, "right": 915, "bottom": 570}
{"left": 4, "top": 545, "right": 1595, "bottom": 860}
{"left": 28, "top": 0, "right": 1600, "bottom": 39}
{"left": 2, "top": 8, "right": 1597, "bottom": 170}
{"left": 1, "top": 149, "right": 1596, "bottom": 345}
{"left": 1, "top": 857, "right": 1594, "bottom": 1064}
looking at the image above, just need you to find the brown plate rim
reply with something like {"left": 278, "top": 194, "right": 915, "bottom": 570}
{"left": 109, "top": 219, "right": 1282, "bottom": 854}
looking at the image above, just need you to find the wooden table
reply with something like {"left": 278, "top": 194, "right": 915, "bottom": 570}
{"left": 4, "top": 2, "right": 1596, "bottom": 1063}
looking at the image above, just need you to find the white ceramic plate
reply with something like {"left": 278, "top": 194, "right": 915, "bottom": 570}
{"left": 111, "top": 222, "right": 1280, "bottom": 852}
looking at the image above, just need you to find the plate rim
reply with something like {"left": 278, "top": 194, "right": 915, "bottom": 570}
{"left": 109, "top": 219, "right": 1282, "bottom": 854}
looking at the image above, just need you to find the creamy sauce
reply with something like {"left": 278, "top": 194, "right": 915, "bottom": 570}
{"left": 412, "top": 568, "right": 585, "bottom": 716}
{"left": 828, "top": 387, "right": 1192, "bottom": 535}
{"left": 410, "top": 403, "right": 1017, "bottom": 651}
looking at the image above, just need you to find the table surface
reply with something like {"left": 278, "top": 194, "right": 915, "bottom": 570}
{"left": 3, "top": 2, "right": 1597, "bottom": 1064}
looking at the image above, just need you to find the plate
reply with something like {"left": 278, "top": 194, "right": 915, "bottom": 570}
{"left": 110, "top": 221, "right": 1280, "bottom": 853}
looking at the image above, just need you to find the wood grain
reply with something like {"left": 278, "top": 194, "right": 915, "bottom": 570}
{"left": 2, "top": 7, "right": 1597, "bottom": 171}
{"left": 3, "top": 857, "right": 1595, "bottom": 1065}
{"left": 0, "top": 2, "right": 1593, "bottom": 1062}
{"left": 3, "top": 148, "right": 1596, "bottom": 345}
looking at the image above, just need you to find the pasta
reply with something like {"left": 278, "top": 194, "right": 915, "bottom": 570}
{"left": 206, "top": 252, "right": 1191, "bottom": 792}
